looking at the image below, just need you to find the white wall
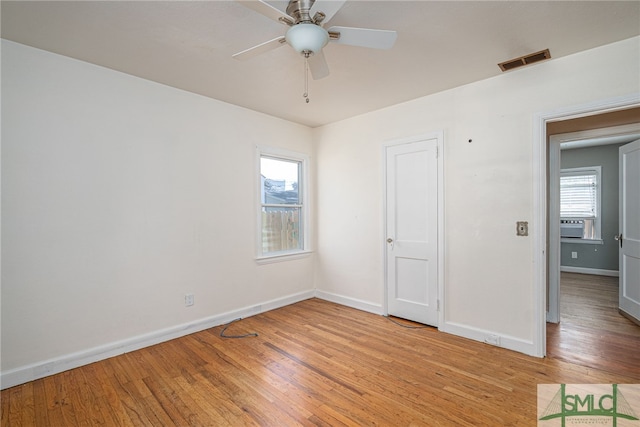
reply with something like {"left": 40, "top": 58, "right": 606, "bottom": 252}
{"left": 1, "top": 40, "right": 314, "bottom": 386}
{"left": 313, "top": 37, "right": 640, "bottom": 354}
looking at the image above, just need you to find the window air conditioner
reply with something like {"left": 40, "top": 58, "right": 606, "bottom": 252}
{"left": 560, "top": 219, "right": 584, "bottom": 238}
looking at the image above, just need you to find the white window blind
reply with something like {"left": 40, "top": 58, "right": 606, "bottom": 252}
{"left": 560, "top": 170, "right": 598, "bottom": 218}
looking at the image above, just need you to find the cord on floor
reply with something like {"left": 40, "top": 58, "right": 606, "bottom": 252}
{"left": 384, "top": 315, "right": 430, "bottom": 329}
{"left": 220, "top": 317, "right": 259, "bottom": 339}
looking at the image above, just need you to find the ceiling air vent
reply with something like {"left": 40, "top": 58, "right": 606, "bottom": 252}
{"left": 498, "top": 49, "right": 551, "bottom": 72}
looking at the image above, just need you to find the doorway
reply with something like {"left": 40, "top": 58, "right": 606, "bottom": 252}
{"left": 548, "top": 124, "right": 640, "bottom": 324}
{"left": 534, "top": 100, "right": 640, "bottom": 358}
{"left": 547, "top": 127, "right": 640, "bottom": 372}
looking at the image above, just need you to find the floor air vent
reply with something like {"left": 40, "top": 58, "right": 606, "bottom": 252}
{"left": 498, "top": 49, "right": 551, "bottom": 72}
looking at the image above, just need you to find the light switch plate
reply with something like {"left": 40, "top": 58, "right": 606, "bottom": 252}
{"left": 517, "top": 221, "right": 528, "bottom": 236}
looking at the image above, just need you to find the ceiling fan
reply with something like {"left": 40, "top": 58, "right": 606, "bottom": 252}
{"left": 233, "top": 0, "right": 398, "bottom": 80}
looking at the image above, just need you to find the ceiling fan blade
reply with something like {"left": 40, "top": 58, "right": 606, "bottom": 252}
{"left": 310, "top": 0, "right": 346, "bottom": 25}
{"left": 308, "top": 50, "right": 330, "bottom": 80}
{"left": 235, "top": 0, "right": 294, "bottom": 26}
{"left": 232, "top": 36, "right": 287, "bottom": 60}
{"left": 328, "top": 26, "right": 397, "bottom": 50}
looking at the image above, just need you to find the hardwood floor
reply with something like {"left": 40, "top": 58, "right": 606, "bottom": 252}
{"left": 2, "top": 294, "right": 639, "bottom": 426}
{"left": 546, "top": 272, "right": 640, "bottom": 378}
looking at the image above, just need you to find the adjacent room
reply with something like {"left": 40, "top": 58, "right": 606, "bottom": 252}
{"left": 2, "top": 0, "right": 640, "bottom": 425}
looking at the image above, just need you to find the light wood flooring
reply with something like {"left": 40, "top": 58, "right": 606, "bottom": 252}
{"left": 546, "top": 272, "right": 640, "bottom": 378}
{"left": 2, "top": 280, "right": 639, "bottom": 426}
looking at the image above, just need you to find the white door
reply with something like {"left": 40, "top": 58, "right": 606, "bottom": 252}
{"left": 385, "top": 138, "right": 438, "bottom": 326}
{"left": 619, "top": 139, "right": 640, "bottom": 322}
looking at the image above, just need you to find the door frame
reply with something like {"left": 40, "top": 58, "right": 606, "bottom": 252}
{"left": 382, "top": 131, "right": 445, "bottom": 328}
{"left": 533, "top": 93, "right": 640, "bottom": 357}
{"left": 547, "top": 124, "right": 640, "bottom": 324}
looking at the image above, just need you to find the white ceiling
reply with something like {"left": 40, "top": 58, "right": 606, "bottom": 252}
{"left": 2, "top": 1, "right": 640, "bottom": 127}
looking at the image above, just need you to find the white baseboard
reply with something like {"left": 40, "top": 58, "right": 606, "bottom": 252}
{"left": 1, "top": 290, "right": 315, "bottom": 390}
{"left": 440, "top": 321, "right": 538, "bottom": 357}
{"left": 314, "top": 292, "right": 540, "bottom": 356}
{"left": 314, "top": 290, "right": 383, "bottom": 315}
{"left": 560, "top": 266, "right": 619, "bottom": 277}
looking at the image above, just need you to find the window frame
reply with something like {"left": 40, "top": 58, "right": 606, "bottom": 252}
{"left": 256, "top": 146, "right": 310, "bottom": 263}
{"left": 559, "top": 165, "right": 602, "bottom": 243}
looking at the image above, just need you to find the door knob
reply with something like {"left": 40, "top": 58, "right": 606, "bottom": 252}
{"left": 615, "top": 234, "right": 623, "bottom": 247}
{"left": 386, "top": 237, "right": 394, "bottom": 249}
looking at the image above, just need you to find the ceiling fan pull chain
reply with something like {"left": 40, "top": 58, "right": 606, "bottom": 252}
{"left": 303, "top": 57, "right": 310, "bottom": 103}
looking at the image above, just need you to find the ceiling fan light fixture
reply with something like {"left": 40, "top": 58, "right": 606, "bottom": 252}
{"left": 285, "top": 23, "right": 329, "bottom": 56}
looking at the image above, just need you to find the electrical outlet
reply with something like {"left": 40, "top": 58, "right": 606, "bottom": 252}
{"left": 516, "top": 221, "right": 528, "bottom": 236}
{"left": 185, "top": 294, "right": 194, "bottom": 307}
{"left": 572, "top": 252, "right": 578, "bottom": 259}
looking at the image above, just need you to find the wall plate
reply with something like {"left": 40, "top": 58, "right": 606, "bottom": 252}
{"left": 517, "top": 221, "right": 528, "bottom": 236}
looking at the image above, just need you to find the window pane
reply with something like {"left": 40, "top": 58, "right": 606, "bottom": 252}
{"left": 258, "top": 149, "right": 306, "bottom": 257}
{"left": 261, "top": 157, "right": 300, "bottom": 205}
{"left": 261, "top": 207, "right": 301, "bottom": 253}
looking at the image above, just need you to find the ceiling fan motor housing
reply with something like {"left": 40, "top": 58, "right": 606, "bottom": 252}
{"left": 286, "top": 23, "right": 329, "bottom": 56}
{"left": 286, "top": 0, "right": 315, "bottom": 23}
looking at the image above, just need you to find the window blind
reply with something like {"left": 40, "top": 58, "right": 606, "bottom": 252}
{"left": 560, "top": 171, "right": 597, "bottom": 218}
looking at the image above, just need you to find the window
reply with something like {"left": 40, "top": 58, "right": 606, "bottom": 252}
{"left": 257, "top": 147, "right": 309, "bottom": 259}
{"left": 560, "top": 166, "right": 601, "bottom": 241}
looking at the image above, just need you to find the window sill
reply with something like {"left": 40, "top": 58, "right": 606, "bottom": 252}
{"left": 561, "top": 238, "right": 604, "bottom": 245}
{"left": 255, "top": 250, "right": 312, "bottom": 265}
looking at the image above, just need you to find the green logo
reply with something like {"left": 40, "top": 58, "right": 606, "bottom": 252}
{"left": 539, "top": 384, "right": 639, "bottom": 426}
